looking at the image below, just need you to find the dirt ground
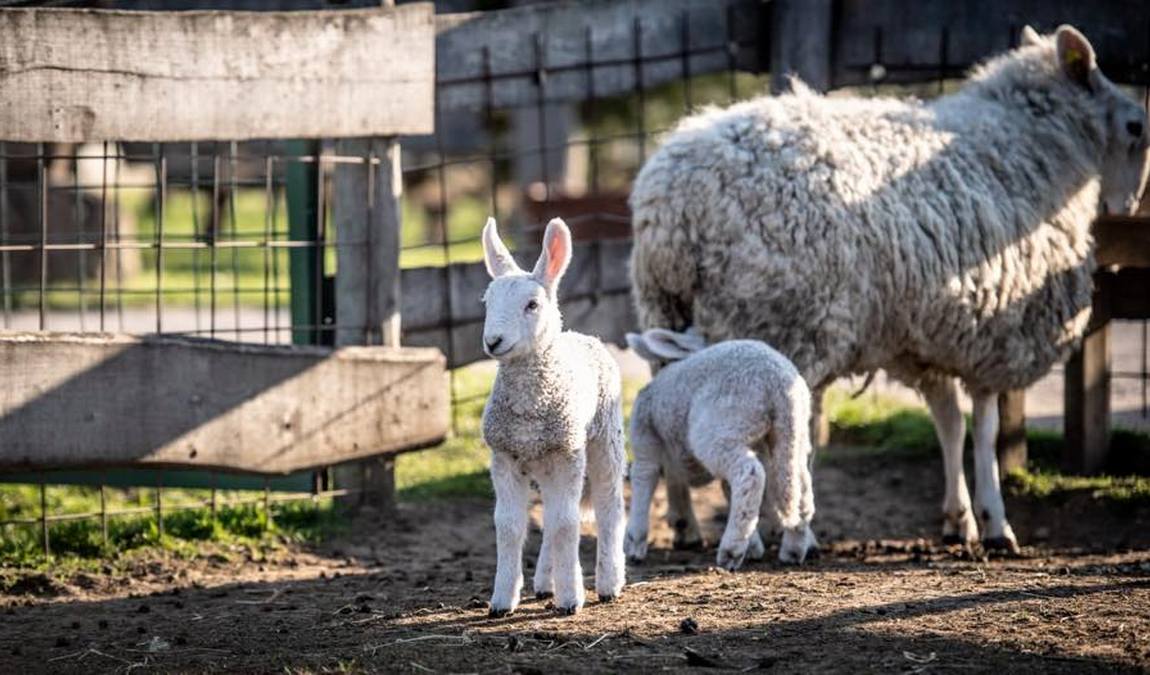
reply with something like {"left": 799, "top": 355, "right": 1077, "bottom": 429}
{"left": 2, "top": 451, "right": 1149, "bottom": 674}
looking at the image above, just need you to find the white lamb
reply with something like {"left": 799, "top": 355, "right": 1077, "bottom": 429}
{"left": 630, "top": 25, "right": 1150, "bottom": 553}
{"left": 624, "top": 329, "right": 817, "bottom": 569}
{"left": 480, "top": 217, "right": 626, "bottom": 617}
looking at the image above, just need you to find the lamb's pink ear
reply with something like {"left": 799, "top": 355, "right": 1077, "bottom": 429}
{"left": 642, "top": 329, "right": 697, "bottom": 361}
{"left": 482, "top": 217, "right": 521, "bottom": 278}
{"left": 532, "top": 218, "right": 572, "bottom": 293}
{"left": 1055, "top": 25, "right": 1096, "bottom": 89}
{"left": 625, "top": 332, "right": 660, "bottom": 364}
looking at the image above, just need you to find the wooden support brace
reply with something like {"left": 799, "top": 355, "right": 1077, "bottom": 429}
{"left": 1064, "top": 323, "right": 1111, "bottom": 474}
{"left": 996, "top": 389, "right": 1027, "bottom": 473}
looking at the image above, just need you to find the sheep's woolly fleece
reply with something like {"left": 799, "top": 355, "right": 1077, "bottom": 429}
{"left": 630, "top": 33, "right": 1136, "bottom": 395}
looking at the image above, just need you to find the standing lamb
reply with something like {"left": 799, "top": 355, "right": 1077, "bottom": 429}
{"left": 629, "top": 25, "right": 1150, "bottom": 553}
{"left": 480, "top": 217, "right": 626, "bottom": 616}
{"left": 624, "top": 329, "right": 817, "bottom": 569}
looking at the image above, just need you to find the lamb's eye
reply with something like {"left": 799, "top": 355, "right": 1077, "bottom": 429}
{"left": 525, "top": 299, "right": 539, "bottom": 312}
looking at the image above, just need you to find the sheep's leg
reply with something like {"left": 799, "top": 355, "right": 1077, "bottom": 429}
{"left": 664, "top": 468, "right": 704, "bottom": 550}
{"left": 624, "top": 424, "right": 662, "bottom": 563}
{"left": 587, "top": 420, "right": 626, "bottom": 601}
{"left": 536, "top": 454, "right": 587, "bottom": 615}
{"left": 971, "top": 392, "right": 1020, "bottom": 554}
{"left": 921, "top": 378, "right": 978, "bottom": 545}
{"left": 532, "top": 526, "right": 553, "bottom": 599}
{"left": 489, "top": 452, "right": 531, "bottom": 617}
{"left": 712, "top": 448, "right": 765, "bottom": 570}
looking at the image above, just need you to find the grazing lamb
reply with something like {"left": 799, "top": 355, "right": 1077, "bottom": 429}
{"left": 629, "top": 25, "right": 1150, "bottom": 553}
{"left": 624, "top": 329, "right": 817, "bottom": 569}
{"left": 480, "top": 217, "right": 626, "bottom": 617}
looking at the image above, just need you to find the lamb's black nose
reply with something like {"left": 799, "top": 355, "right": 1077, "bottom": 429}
{"left": 486, "top": 336, "right": 503, "bottom": 352}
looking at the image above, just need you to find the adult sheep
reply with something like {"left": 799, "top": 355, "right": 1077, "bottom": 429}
{"left": 629, "top": 25, "right": 1149, "bottom": 553}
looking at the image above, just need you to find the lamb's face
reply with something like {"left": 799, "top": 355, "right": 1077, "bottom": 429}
{"left": 1098, "top": 85, "right": 1149, "bottom": 215}
{"left": 481, "top": 275, "right": 558, "bottom": 360}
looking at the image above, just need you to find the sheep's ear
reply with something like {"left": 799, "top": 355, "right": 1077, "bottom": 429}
{"left": 642, "top": 328, "right": 699, "bottom": 361}
{"left": 1019, "top": 25, "right": 1042, "bottom": 47}
{"left": 1055, "top": 25, "right": 1096, "bottom": 89}
{"left": 532, "top": 218, "right": 572, "bottom": 293}
{"left": 625, "top": 332, "right": 660, "bottom": 364}
{"left": 482, "top": 217, "right": 521, "bottom": 278}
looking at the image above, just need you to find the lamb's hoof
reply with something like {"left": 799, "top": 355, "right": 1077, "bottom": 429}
{"left": 982, "top": 536, "right": 1021, "bottom": 556}
{"left": 555, "top": 605, "right": 580, "bottom": 616}
{"left": 488, "top": 607, "right": 514, "bottom": 618}
{"left": 534, "top": 591, "right": 553, "bottom": 600}
{"left": 941, "top": 534, "right": 965, "bottom": 546}
{"left": 805, "top": 544, "right": 821, "bottom": 560}
{"left": 598, "top": 594, "right": 617, "bottom": 604}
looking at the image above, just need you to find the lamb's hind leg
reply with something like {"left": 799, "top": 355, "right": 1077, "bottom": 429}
{"left": 970, "top": 391, "right": 1020, "bottom": 554}
{"left": 587, "top": 418, "right": 626, "bottom": 601}
{"left": 714, "top": 448, "right": 765, "bottom": 570}
{"left": 920, "top": 377, "right": 978, "bottom": 546}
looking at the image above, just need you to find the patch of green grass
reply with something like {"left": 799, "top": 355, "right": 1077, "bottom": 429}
{"left": 823, "top": 389, "right": 940, "bottom": 460}
{"left": 0, "top": 483, "right": 342, "bottom": 569}
{"left": 1006, "top": 468, "right": 1150, "bottom": 505}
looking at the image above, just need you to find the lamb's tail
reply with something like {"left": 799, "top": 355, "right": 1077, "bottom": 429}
{"left": 766, "top": 378, "right": 816, "bottom": 531}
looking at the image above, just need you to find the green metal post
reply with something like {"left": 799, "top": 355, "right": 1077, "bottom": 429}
{"left": 285, "top": 140, "right": 321, "bottom": 345}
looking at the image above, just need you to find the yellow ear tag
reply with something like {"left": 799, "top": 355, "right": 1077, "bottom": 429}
{"left": 1064, "top": 47, "right": 1082, "bottom": 65}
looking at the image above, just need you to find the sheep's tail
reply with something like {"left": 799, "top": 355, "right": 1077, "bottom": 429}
{"left": 766, "top": 378, "right": 816, "bottom": 531}
{"left": 629, "top": 171, "right": 696, "bottom": 333}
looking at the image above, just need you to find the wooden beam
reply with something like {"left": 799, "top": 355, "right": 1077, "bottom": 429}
{"left": 0, "top": 5, "right": 434, "bottom": 142}
{"left": 769, "top": 0, "right": 834, "bottom": 93}
{"left": 434, "top": 0, "right": 763, "bottom": 111}
{"left": 0, "top": 332, "right": 449, "bottom": 474}
{"left": 1064, "top": 323, "right": 1111, "bottom": 474}
{"left": 996, "top": 389, "right": 1027, "bottom": 473}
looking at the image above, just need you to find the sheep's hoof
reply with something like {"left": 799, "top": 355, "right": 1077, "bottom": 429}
{"left": 598, "top": 593, "right": 617, "bottom": 604}
{"left": 488, "top": 607, "right": 514, "bottom": 618}
{"left": 555, "top": 605, "right": 580, "bottom": 616}
{"left": 804, "top": 544, "right": 821, "bottom": 560}
{"left": 534, "top": 591, "right": 554, "bottom": 600}
{"left": 982, "top": 536, "right": 1021, "bottom": 556}
{"left": 941, "top": 534, "right": 968, "bottom": 546}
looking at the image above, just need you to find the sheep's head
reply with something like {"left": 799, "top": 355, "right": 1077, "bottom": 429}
{"left": 625, "top": 328, "right": 707, "bottom": 368}
{"left": 1019, "top": 25, "right": 1150, "bottom": 215}
{"left": 480, "top": 217, "right": 571, "bottom": 361}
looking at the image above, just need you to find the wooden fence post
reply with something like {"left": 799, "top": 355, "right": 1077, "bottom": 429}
{"left": 333, "top": 137, "right": 403, "bottom": 512}
{"left": 1064, "top": 322, "right": 1111, "bottom": 474}
{"left": 769, "top": 0, "right": 834, "bottom": 94}
{"left": 996, "top": 389, "right": 1027, "bottom": 473}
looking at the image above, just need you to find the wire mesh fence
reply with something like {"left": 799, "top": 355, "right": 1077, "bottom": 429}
{"left": 1, "top": 1, "right": 1148, "bottom": 560}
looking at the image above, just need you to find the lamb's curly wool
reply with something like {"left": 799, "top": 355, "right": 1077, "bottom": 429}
{"left": 624, "top": 333, "right": 816, "bottom": 568}
{"left": 629, "top": 25, "right": 1149, "bottom": 550}
{"left": 480, "top": 217, "right": 626, "bottom": 618}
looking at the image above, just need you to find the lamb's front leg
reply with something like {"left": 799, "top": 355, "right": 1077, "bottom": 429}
{"left": 489, "top": 452, "right": 531, "bottom": 617}
{"left": 532, "top": 531, "right": 553, "bottom": 599}
{"left": 971, "top": 392, "right": 1020, "bottom": 554}
{"left": 587, "top": 421, "right": 626, "bottom": 601}
{"left": 664, "top": 467, "right": 704, "bottom": 550}
{"left": 537, "top": 453, "right": 587, "bottom": 615}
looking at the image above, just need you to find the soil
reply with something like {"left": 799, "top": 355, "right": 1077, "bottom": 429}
{"left": 2, "top": 452, "right": 1149, "bottom": 674}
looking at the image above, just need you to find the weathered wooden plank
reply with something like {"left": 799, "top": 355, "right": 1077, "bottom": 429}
{"left": 400, "top": 238, "right": 635, "bottom": 369}
{"left": 0, "top": 5, "right": 434, "bottom": 142}
{"left": 0, "top": 333, "right": 449, "bottom": 474}
{"left": 769, "top": 0, "right": 833, "bottom": 93}
{"left": 334, "top": 138, "right": 403, "bottom": 348}
{"left": 434, "top": 0, "right": 762, "bottom": 111}
{"left": 831, "top": 0, "right": 1150, "bottom": 88}
{"left": 996, "top": 389, "right": 1027, "bottom": 473}
{"left": 1064, "top": 324, "right": 1111, "bottom": 474}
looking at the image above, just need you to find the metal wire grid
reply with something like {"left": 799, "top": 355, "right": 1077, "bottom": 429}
{"left": 2, "top": 7, "right": 1149, "bottom": 557}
